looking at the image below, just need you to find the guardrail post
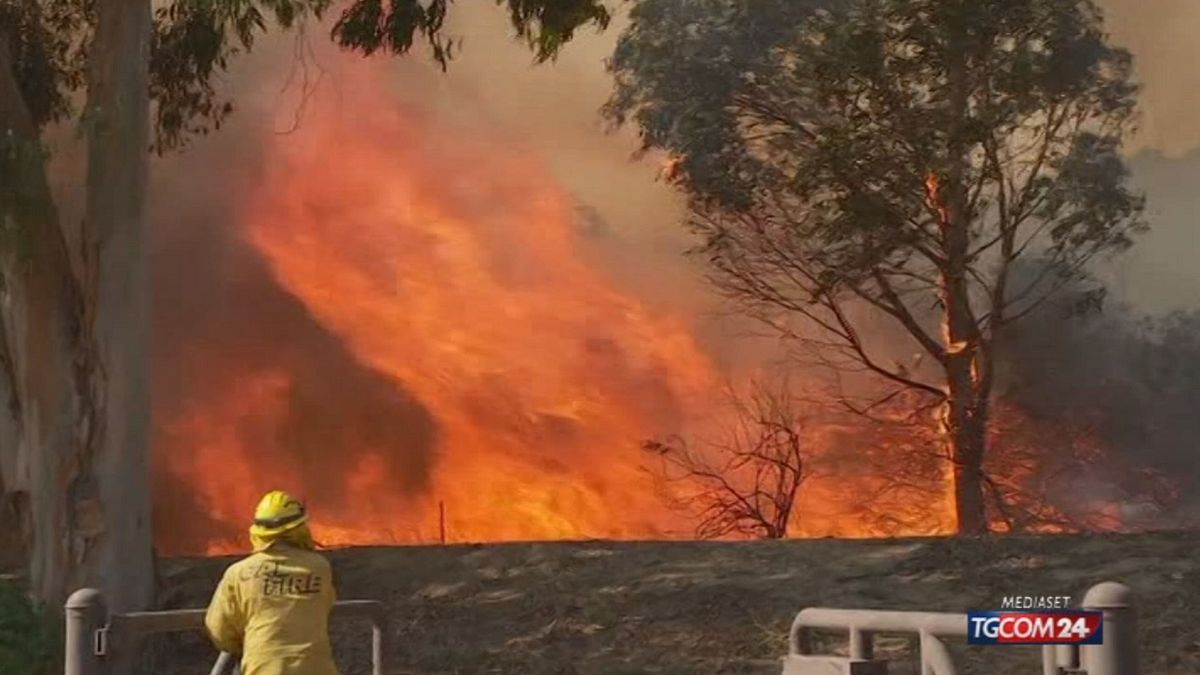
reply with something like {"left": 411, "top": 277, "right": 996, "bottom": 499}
{"left": 1042, "top": 644, "right": 1081, "bottom": 675}
{"left": 65, "top": 588, "right": 108, "bottom": 675}
{"left": 1082, "top": 582, "right": 1137, "bottom": 675}
{"left": 848, "top": 628, "right": 873, "bottom": 661}
{"left": 919, "top": 630, "right": 957, "bottom": 675}
{"left": 372, "top": 615, "right": 387, "bottom": 675}
{"left": 1042, "top": 646, "right": 1057, "bottom": 675}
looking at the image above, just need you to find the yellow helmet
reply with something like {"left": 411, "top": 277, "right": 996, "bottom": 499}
{"left": 249, "top": 490, "right": 309, "bottom": 539}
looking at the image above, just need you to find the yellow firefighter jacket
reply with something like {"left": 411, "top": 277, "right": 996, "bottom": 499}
{"left": 205, "top": 544, "right": 339, "bottom": 675}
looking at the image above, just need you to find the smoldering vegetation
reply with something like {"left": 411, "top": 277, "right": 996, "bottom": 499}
{"left": 996, "top": 264, "right": 1200, "bottom": 526}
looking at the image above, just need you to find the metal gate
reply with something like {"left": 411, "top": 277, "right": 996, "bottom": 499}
{"left": 783, "top": 581, "right": 1137, "bottom": 675}
{"left": 63, "top": 588, "right": 388, "bottom": 675}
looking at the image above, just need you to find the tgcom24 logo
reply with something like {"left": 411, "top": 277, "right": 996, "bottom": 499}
{"left": 967, "top": 610, "right": 1104, "bottom": 646}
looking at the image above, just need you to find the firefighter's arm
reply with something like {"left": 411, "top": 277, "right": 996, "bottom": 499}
{"left": 204, "top": 568, "right": 245, "bottom": 655}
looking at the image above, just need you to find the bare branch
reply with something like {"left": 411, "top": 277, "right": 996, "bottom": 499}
{"left": 643, "top": 381, "right": 811, "bottom": 539}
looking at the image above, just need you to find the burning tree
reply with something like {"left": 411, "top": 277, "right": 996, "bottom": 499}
{"left": 1, "top": 0, "right": 609, "bottom": 612}
{"left": 606, "top": 0, "right": 1146, "bottom": 534}
{"left": 644, "top": 381, "right": 809, "bottom": 540}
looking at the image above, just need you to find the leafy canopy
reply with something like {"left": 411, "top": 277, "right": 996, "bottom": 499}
{"left": 606, "top": 0, "right": 1145, "bottom": 375}
{"left": 2, "top": 0, "right": 610, "bottom": 152}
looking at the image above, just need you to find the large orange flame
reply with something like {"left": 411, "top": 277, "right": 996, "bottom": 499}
{"left": 158, "top": 61, "right": 729, "bottom": 554}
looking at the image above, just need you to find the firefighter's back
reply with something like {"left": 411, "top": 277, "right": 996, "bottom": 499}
{"left": 222, "top": 547, "right": 339, "bottom": 675}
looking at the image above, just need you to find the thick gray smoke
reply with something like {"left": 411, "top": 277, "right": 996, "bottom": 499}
{"left": 996, "top": 271, "right": 1200, "bottom": 525}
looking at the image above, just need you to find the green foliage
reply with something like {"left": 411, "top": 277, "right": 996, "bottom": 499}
{"left": 0, "top": 580, "right": 59, "bottom": 675}
{"left": 502, "top": 0, "right": 611, "bottom": 61}
{"left": 606, "top": 0, "right": 1145, "bottom": 342}
{"left": 2, "top": 0, "right": 610, "bottom": 153}
{"left": 151, "top": 0, "right": 608, "bottom": 149}
{"left": 0, "top": 0, "right": 88, "bottom": 129}
{"left": 331, "top": 0, "right": 611, "bottom": 65}
{"left": 605, "top": 0, "right": 824, "bottom": 207}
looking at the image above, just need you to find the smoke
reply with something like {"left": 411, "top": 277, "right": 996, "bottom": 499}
{"left": 996, "top": 266, "right": 1200, "bottom": 524}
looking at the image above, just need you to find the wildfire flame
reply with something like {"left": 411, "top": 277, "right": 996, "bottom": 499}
{"left": 156, "top": 61, "right": 723, "bottom": 554}
{"left": 152, "top": 61, "right": 1149, "bottom": 556}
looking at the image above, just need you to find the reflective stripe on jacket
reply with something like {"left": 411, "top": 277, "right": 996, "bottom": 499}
{"left": 205, "top": 545, "right": 339, "bottom": 675}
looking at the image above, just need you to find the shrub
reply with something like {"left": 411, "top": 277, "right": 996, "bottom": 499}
{"left": 0, "top": 580, "right": 59, "bottom": 675}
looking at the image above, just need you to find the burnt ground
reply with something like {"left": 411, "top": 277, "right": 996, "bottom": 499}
{"left": 150, "top": 531, "right": 1198, "bottom": 675}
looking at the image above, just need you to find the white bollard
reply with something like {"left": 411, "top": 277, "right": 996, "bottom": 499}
{"left": 1081, "top": 582, "right": 1137, "bottom": 675}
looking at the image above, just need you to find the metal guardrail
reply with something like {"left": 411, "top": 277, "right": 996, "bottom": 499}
{"left": 66, "top": 579, "right": 1136, "bottom": 675}
{"left": 784, "top": 581, "right": 1138, "bottom": 675}
{"left": 64, "top": 588, "right": 388, "bottom": 675}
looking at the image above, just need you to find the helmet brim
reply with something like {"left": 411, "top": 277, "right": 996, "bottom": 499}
{"left": 248, "top": 514, "right": 309, "bottom": 539}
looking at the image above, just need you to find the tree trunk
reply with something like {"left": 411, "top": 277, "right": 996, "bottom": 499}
{"left": 0, "top": 0, "right": 155, "bottom": 616}
{"left": 943, "top": 364, "right": 989, "bottom": 535}
{"left": 0, "top": 36, "right": 97, "bottom": 606}
{"left": 937, "top": 23, "right": 990, "bottom": 536}
{"left": 81, "top": 0, "right": 155, "bottom": 614}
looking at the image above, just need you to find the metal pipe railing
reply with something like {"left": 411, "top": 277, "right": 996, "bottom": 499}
{"left": 64, "top": 589, "right": 388, "bottom": 675}
{"left": 209, "top": 651, "right": 238, "bottom": 675}
{"left": 789, "top": 607, "right": 965, "bottom": 675}
{"left": 790, "top": 607, "right": 967, "bottom": 652}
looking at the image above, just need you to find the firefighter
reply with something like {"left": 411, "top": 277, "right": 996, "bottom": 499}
{"left": 204, "top": 490, "right": 339, "bottom": 675}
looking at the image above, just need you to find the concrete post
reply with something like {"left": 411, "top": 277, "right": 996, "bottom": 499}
{"left": 65, "top": 588, "right": 108, "bottom": 675}
{"left": 1082, "top": 582, "right": 1137, "bottom": 675}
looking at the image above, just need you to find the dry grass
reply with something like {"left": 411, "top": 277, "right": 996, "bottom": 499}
{"left": 150, "top": 531, "right": 1199, "bottom": 674}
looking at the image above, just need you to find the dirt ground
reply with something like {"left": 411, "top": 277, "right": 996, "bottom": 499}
{"left": 151, "top": 531, "right": 1197, "bottom": 675}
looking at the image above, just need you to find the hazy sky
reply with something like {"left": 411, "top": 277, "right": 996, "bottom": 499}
{"left": 160, "top": 0, "right": 1200, "bottom": 320}
{"left": 1095, "top": 0, "right": 1200, "bottom": 311}
{"left": 1100, "top": 0, "right": 1200, "bottom": 157}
